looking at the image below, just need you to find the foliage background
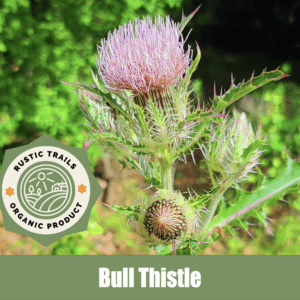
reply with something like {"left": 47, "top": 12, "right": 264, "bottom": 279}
{"left": 0, "top": 0, "right": 299, "bottom": 255}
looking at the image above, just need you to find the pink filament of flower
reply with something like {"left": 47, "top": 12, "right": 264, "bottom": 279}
{"left": 96, "top": 15, "right": 192, "bottom": 96}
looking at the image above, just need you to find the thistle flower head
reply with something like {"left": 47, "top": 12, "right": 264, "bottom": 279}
{"left": 203, "top": 111, "right": 263, "bottom": 182}
{"left": 132, "top": 189, "right": 202, "bottom": 244}
{"left": 96, "top": 15, "right": 192, "bottom": 96}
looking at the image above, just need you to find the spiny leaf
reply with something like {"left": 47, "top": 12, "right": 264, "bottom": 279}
{"left": 207, "top": 157, "right": 300, "bottom": 231}
{"left": 63, "top": 80, "right": 133, "bottom": 122}
{"left": 118, "top": 154, "right": 161, "bottom": 187}
{"left": 176, "top": 43, "right": 201, "bottom": 108}
{"left": 107, "top": 204, "right": 139, "bottom": 220}
{"left": 133, "top": 104, "right": 151, "bottom": 141}
{"left": 212, "top": 69, "right": 289, "bottom": 113}
{"left": 189, "top": 187, "right": 219, "bottom": 208}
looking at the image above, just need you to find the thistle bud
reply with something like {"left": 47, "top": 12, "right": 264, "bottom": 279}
{"left": 144, "top": 199, "right": 186, "bottom": 241}
{"left": 202, "top": 111, "right": 263, "bottom": 183}
{"left": 134, "top": 190, "right": 201, "bottom": 243}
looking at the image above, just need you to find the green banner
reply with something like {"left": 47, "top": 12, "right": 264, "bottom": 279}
{"left": 0, "top": 256, "right": 298, "bottom": 300}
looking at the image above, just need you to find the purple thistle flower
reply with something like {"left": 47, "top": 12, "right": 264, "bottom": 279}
{"left": 96, "top": 15, "right": 192, "bottom": 97}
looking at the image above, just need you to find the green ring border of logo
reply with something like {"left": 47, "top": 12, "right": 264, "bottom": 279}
{"left": 17, "top": 161, "right": 76, "bottom": 219}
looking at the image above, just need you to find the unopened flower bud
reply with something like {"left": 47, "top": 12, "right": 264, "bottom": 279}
{"left": 136, "top": 190, "right": 202, "bottom": 243}
{"left": 203, "top": 111, "right": 263, "bottom": 182}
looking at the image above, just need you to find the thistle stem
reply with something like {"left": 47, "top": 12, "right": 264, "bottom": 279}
{"left": 172, "top": 241, "right": 176, "bottom": 255}
{"left": 160, "top": 159, "right": 174, "bottom": 191}
{"left": 207, "top": 165, "right": 217, "bottom": 189}
{"left": 201, "top": 187, "right": 227, "bottom": 238}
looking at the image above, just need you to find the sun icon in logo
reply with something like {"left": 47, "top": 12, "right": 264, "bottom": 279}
{"left": 28, "top": 171, "right": 56, "bottom": 195}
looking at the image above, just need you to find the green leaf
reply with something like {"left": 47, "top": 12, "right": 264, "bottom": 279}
{"left": 213, "top": 69, "right": 289, "bottom": 113}
{"left": 189, "top": 187, "right": 218, "bottom": 208}
{"left": 64, "top": 80, "right": 133, "bottom": 123}
{"left": 108, "top": 204, "right": 139, "bottom": 220}
{"left": 208, "top": 157, "right": 300, "bottom": 231}
{"left": 176, "top": 43, "right": 201, "bottom": 107}
{"left": 134, "top": 104, "right": 151, "bottom": 141}
{"left": 241, "top": 140, "right": 263, "bottom": 161}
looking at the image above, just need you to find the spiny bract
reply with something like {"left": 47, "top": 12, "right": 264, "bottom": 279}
{"left": 143, "top": 199, "right": 186, "bottom": 241}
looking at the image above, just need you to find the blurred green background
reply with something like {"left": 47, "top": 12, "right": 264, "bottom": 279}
{"left": 0, "top": 0, "right": 300, "bottom": 255}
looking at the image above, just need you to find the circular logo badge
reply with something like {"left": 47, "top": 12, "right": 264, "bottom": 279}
{"left": 2, "top": 146, "right": 91, "bottom": 235}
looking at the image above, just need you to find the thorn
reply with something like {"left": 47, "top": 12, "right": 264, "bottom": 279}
{"left": 281, "top": 73, "right": 290, "bottom": 78}
{"left": 275, "top": 66, "right": 280, "bottom": 70}
{"left": 60, "top": 80, "right": 74, "bottom": 86}
{"left": 197, "top": 241, "right": 212, "bottom": 250}
{"left": 250, "top": 71, "right": 255, "bottom": 84}
{"left": 280, "top": 198, "right": 289, "bottom": 203}
{"left": 84, "top": 138, "right": 94, "bottom": 150}
{"left": 191, "top": 151, "right": 196, "bottom": 165}
{"left": 246, "top": 230, "right": 254, "bottom": 239}
{"left": 230, "top": 72, "right": 234, "bottom": 88}
{"left": 234, "top": 235, "right": 242, "bottom": 242}
{"left": 200, "top": 146, "right": 206, "bottom": 157}
{"left": 190, "top": 247, "right": 197, "bottom": 255}
{"left": 102, "top": 202, "right": 112, "bottom": 210}
{"left": 212, "top": 137, "right": 221, "bottom": 143}
{"left": 220, "top": 86, "right": 223, "bottom": 98}
{"left": 261, "top": 68, "right": 267, "bottom": 74}
{"left": 266, "top": 227, "right": 274, "bottom": 236}
{"left": 183, "top": 154, "right": 187, "bottom": 163}
{"left": 98, "top": 124, "right": 103, "bottom": 134}
{"left": 214, "top": 81, "right": 216, "bottom": 99}
{"left": 247, "top": 222, "right": 256, "bottom": 226}
{"left": 216, "top": 113, "right": 227, "bottom": 118}
{"left": 191, "top": 5, "right": 201, "bottom": 17}
{"left": 126, "top": 218, "right": 130, "bottom": 228}
{"left": 266, "top": 217, "right": 273, "bottom": 222}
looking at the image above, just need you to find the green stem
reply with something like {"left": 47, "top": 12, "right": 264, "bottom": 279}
{"left": 172, "top": 241, "right": 176, "bottom": 255}
{"left": 201, "top": 148, "right": 256, "bottom": 238}
{"left": 202, "top": 187, "right": 227, "bottom": 235}
{"left": 207, "top": 164, "right": 217, "bottom": 189}
{"left": 160, "top": 155, "right": 175, "bottom": 255}
{"left": 160, "top": 159, "right": 174, "bottom": 191}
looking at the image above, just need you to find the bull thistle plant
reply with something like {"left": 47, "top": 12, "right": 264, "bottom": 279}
{"left": 63, "top": 7, "right": 299, "bottom": 255}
